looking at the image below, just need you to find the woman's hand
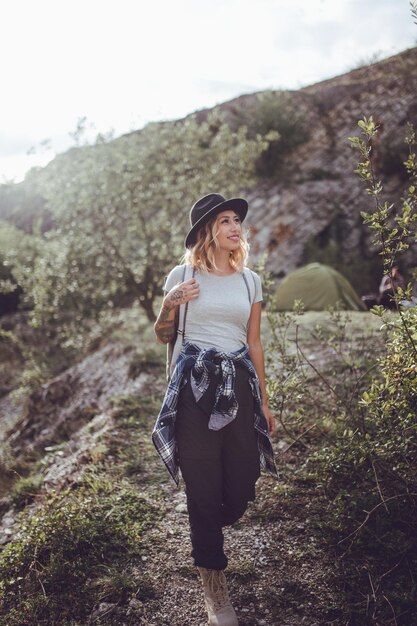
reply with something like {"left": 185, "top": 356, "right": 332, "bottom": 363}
{"left": 262, "top": 403, "right": 276, "bottom": 435}
{"left": 164, "top": 277, "right": 200, "bottom": 309}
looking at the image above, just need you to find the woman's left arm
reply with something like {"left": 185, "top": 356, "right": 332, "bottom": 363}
{"left": 247, "top": 301, "right": 275, "bottom": 434}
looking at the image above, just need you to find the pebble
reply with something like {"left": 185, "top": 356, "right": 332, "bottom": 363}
{"left": 127, "top": 597, "right": 142, "bottom": 612}
{"left": 90, "top": 602, "right": 116, "bottom": 620}
{"left": 175, "top": 503, "right": 188, "bottom": 514}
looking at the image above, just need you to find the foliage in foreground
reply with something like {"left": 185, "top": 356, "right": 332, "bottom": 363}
{"left": 308, "top": 115, "right": 417, "bottom": 624}
{"left": 312, "top": 305, "right": 417, "bottom": 624}
{"left": 0, "top": 392, "right": 161, "bottom": 626}
{"left": 260, "top": 69, "right": 417, "bottom": 620}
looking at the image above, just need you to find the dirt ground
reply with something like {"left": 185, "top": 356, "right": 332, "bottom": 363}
{"left": 135, "top": 415, "right": 345, "bottom": 626}
{"left": 1, "top": 310, "right": 385, "bottom": 625}
{"left": 132, "top": 312, "right": 384, "bottom": 626}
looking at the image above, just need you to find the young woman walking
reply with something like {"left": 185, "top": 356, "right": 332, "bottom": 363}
{"left": 152, "top": 193, "right": 278, "bottom": 626}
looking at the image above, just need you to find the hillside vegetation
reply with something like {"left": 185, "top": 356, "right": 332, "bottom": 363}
{"left": 0, "top": 38, "right": 417, "bottom": 625}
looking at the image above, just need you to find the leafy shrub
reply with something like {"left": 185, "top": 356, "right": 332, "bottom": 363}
{"left": 0, "top": 110, "right": 271, "bottom": 382}
{"left": 33, "top": 109, "right": 265, "bottom": 331}
{"left": 231, "top": 91, "right": 310, "bottom": 177}
{"left": 0, "top": 218, "right": 42, "bottom": 313}
{"left": 307, "top": 116, "right": 417, "bottom": 624}
{"left": 10, "top": 473, "right": 43, "bottom": 510}
{"left": 0, "top": 477, "right": 157, "bottom": 625}
{"left": 310, "top": 305, "right": 417, "bottom": 624}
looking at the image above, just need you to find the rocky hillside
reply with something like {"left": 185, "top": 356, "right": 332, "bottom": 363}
{"left": 205, "top": 46, "right": 417, "bottom": 291}
{"left": 0, "top": 47, "right": 416, "bottom": 297}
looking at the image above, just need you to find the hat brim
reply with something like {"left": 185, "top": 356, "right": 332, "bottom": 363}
{"left": 184, "top": 197, "right": 248, "bottom": 249}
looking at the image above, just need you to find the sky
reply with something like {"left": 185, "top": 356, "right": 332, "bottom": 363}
{"left": 0, "top": 0, "right": 416, "bottom": 183}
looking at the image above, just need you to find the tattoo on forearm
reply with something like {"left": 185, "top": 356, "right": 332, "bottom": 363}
{"left": 158, "top": 326, "right": 175, "bottom": 342}
{"left": 155, "top": 305, "right": 176, "bottom": 342}
{"left": 160, "top": 305, "right": 173, "bottom": 322}
{"left": 155, "top": 284, "right": 190, "bottom": 342}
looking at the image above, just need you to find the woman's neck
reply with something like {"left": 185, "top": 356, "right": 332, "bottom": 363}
{"left": 210, "top": 250, "right": 235, "bottom": 275}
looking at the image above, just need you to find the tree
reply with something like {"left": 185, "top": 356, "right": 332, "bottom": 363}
{"left": 34, "top": 111, "right": 268, "bottom": 333}
{"left": 0, "top": 220, "right": 42, "bottom": 315}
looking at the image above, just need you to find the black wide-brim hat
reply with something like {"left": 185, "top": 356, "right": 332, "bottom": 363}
{"left": 185, "top": 193, "right": 248, "bottom": 249}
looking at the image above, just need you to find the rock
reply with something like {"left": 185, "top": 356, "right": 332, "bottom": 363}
{"left": 4, "top": 342, "right": 146, "bottom": 466}
{"left": 2, "top": 514, "right": 15, "bottom": 528}
{"left": 89, "top": 602, "right": 116, "bottom": 621}
{"left": 126, "top": 597, "right": 143, "bottom": 615}
{"left": 175, "top": 503, "right": 188, "bottom": 514}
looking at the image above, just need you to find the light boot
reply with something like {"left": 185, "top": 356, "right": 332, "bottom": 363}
{"left": 197, "top": 567, "right": 239, "bottom": 626}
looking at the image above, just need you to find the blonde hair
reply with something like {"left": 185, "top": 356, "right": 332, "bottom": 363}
{"left": 182, "top": 212, "right": 249, "bottom": 273}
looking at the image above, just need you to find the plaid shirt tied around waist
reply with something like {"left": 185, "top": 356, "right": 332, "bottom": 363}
{"left": 152, "top": 341, "right": 278, "bottom": 486}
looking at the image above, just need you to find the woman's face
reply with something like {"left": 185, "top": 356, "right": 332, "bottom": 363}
{"left": 214, "top": 210, "right": 242, "bottom": 251}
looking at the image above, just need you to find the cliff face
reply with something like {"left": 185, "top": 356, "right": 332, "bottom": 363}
{"left": 205, "top": 47, "right": 417, "bottom": 292}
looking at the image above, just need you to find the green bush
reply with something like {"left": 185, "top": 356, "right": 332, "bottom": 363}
{"left": 231, "top": 91, "right": 310, "bottom": 177}
{"left": 311, "top": 305, "right": 417, "bottom": 624}
{"left": 10, "top": 473, "right": 43, "bottom": 510}
{"left": 307, "top": 115, "right": 417, "bottom": 623}
{"left": 260, "top": 253, "right": 382, "bottom": 443}
{"left": 0, "top": 477, "right": 157, "bottom": 625}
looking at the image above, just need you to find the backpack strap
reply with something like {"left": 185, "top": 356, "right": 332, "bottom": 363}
{"left": 177, "top": 265, "right": 195, "bottom": 344}
{"left": 176, "top": 264, "right": 187, "bottom": 338}
{"left": 242, "top": 267, "right": 257, "bottom": 305}
{"left": 165, "top": 264, "right": 195, "bottom": 382}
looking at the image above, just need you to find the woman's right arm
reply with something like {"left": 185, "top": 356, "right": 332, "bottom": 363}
{"left": 154, "top": 298, "right": 177, "bottom": 345}
{"left": 154, "top": 277, "right": 200, "bottom": 344}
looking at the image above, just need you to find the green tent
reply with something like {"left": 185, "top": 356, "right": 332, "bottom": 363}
{"left": 275, "top": 263, "right": 367, "bottom": 311}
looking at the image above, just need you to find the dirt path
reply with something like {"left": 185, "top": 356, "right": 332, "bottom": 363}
{"left": 137, "top": 411, "right": 344, "bottom": 626}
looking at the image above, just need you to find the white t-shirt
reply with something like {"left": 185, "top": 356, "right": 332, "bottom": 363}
{"left": 164, "top": 265, "right": 263, "bottom": 353}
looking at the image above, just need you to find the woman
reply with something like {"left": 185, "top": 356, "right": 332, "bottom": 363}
{"left": 152, "top": 193, "right": 278, "bottom": 626}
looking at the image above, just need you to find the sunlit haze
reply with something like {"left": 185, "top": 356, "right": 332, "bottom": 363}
{"left": 0, "top": 0, "right": 415, "bottom": 182}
